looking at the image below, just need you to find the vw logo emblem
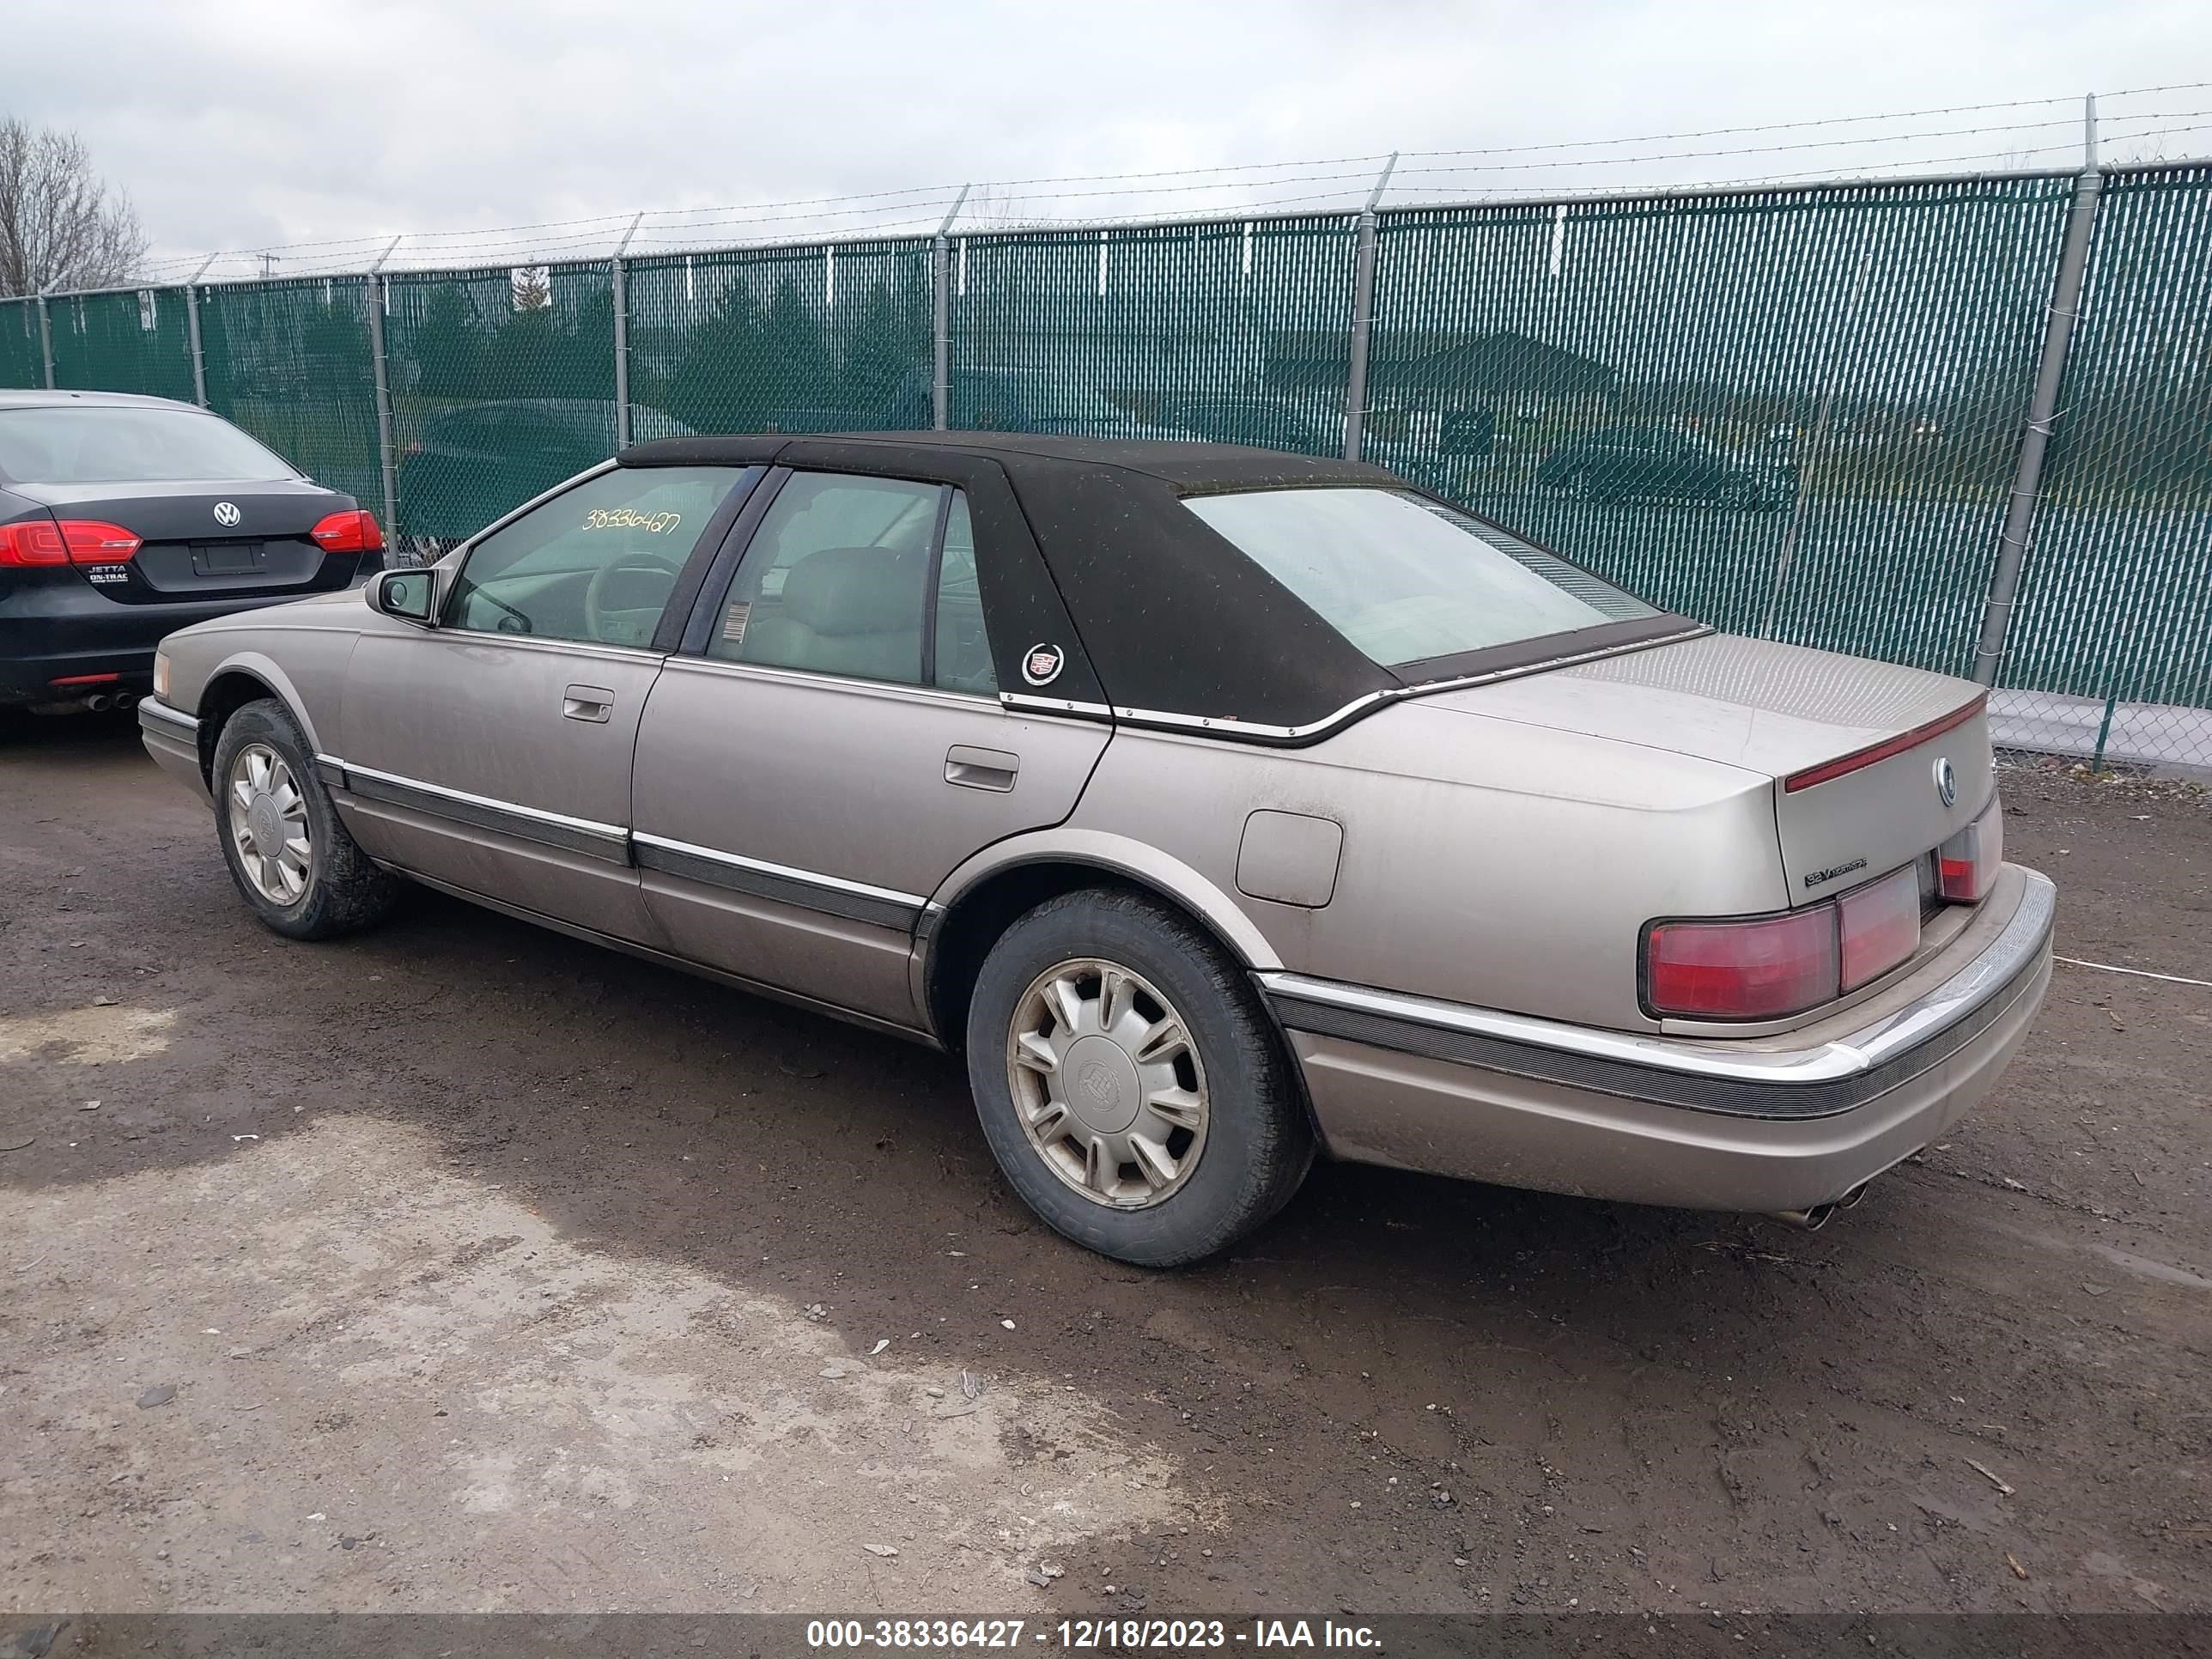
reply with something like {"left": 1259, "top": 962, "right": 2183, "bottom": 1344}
{"left": 212, "top": 501, "right": 242, "bottom": 528}
{"left": 1933, "top": 757, "right": 1958, "bottom": 808}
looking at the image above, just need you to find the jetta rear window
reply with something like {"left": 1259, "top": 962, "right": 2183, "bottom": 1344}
{"left": 1183, "top": 487, "right": 1661, "bottom": 668}
{"left": 0, "top": 406, "right": 296, "bottom": 485}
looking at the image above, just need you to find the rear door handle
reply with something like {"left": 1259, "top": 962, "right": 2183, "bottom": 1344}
{"left": 562, "top": 684, "right": 615, "bottom": 723}
{"left": 945, "top": 745, "right": 1018, "bottom": 792}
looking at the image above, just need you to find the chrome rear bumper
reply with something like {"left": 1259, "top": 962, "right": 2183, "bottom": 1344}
{"left": 1262, "top": 865, "right": 2054, "bottom": 1213}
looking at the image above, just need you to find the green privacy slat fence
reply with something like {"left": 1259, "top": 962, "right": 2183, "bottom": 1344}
{"left": 49, "top": 287, "right": 196, "bottom": 401}
{"left": 1, "top": 297, "right": 46, "bottom": 388}
{"left": 380, "top": 261, "right": 617, "bottom": 544}
{"left": 1365, "top": 178, "right": 2076, "bottom": 675}
{"left": 198, "top": 277, "right": 383, "bottom": 513}
{"left": 626, "top": 237, "right": 935, "bottom": 435}
{"left": 949, "top": 216, "right": 1358, "bottom": 452}
{"left": 2002, "top": 166, "right": 2212, "bottom": 731}
{"left": 7, "top": 162, "right": 2211, "bottom": 766}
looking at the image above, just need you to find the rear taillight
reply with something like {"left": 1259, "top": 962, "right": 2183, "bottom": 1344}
{"left": 1646, "top": 864, "right": 1923, "bottom": 1019}
{"left": 0, "top": 519, "right": 143, "bottom": 566}
{"left": 1939, "top": 796, "right": 2004, "bottom": 903}
{"left": 309, "top": 509, "right": 386, "bottom": 553}
{"left": 1838, "top": 865, "right": 1922, "bottom": 992}
{"left": 1645, "top": 906, "right": 1840, "bottom": 1020}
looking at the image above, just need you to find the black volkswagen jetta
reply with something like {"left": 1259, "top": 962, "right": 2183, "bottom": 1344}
{"left": 0, "top": 390, "right": 385, "bottom": 711}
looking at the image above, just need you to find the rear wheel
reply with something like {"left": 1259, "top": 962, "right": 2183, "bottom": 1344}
{"left": 966, "top": 888, "right": 1313, "bottom": 1267}
{"left": 212, "top": 698, "right": 401, "bottom": 940}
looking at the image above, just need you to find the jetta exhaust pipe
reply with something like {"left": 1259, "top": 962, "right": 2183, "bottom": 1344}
{"left": 84, "top": 693, "right": 115, "bottom": 712}
{"left": 112, "top": 691, "right": 137, "bottom": 711}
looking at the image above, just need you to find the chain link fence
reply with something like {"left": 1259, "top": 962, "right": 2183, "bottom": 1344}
{"left": 2, "top": 161, "right": 2207, "bottom": 771}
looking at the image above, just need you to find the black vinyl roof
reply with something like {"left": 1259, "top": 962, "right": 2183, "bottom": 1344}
{"left": 620, "top": 432, "right": 1692, "bottom": 739}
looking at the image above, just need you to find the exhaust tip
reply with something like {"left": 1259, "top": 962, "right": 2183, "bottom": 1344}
{"left": 112, "top": 691, "right": 138, "bottom": 710}
{"left": 1767, "top": 1202, "right": 1838, "bottom": 1231}
{"left": 84, "top": 693, "right": 114, "bottom": 712}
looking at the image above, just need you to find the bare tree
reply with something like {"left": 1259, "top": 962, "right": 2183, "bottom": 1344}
{"left": 0, "top": 118, "right": 149, "bottom": 298}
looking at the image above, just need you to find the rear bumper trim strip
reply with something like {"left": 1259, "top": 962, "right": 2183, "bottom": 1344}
{"left": 1261, "top": 870, "right": 2054, "bottom": 1121}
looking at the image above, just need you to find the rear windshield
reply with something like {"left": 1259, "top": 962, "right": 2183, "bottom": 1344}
{"left": 0, "top": 406, "right": 297, "bottom": 485}
{"left": 1183, "top": 487, "right": 1662, "bottom": 668}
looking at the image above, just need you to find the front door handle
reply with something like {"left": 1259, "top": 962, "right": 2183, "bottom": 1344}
{"left": 945, "top": 744, "right": 1018, "bottom": 792}
{"left": 562, "top": 684, "right": 615, "bottom": 723}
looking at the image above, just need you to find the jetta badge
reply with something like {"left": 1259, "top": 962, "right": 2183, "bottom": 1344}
{"left": 1022, "top": 642, "right": 1065, "bottom": 687}
{"left": 1933, "top": 756, "right": 1958, "bottom": 808}
{"left": 212, "top": 501, "right": 242, "bottom": 527}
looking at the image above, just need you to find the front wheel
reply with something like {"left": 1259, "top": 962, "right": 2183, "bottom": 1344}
{"left": 965, "top": 888, "right": 1314, "bottom": 1267}
{"left": 211, "top": 698, "right": 402, "bottom": 940}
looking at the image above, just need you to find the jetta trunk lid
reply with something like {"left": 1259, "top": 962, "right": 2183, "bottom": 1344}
{"left": 9, "top": 477, "right": 358, "bottom": 604}
{"left": 1414, "top": 631, "right": 1993, "bottom": 905}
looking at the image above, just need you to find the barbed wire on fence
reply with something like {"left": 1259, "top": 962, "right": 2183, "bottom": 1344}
{"left": 4, "top": 118, "right": 2210, "bottom": 775}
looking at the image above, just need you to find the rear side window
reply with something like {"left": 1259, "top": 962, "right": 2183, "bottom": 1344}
{"left": 0, "top": 406, "right": 296, "bottom": 484}
{"left": 1184, "top": 487, "right": 1660, "bottom": 669}
{"left": 706, "top": 471, "right": 994, "bottom": 694}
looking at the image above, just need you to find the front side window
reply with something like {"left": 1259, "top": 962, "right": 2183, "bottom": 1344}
{"left": 0, "top": 405, "right": 296, "bottom": 484}
{"left": 708, "top": 471, "right": 994, "bottom": 693}
{"left": 1183, "top": 487, "right": 1662, "bottom": 670}
{"left": 444, "top": 465, "right": 747, "bottom": 647}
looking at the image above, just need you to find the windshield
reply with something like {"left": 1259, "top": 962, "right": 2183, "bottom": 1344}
{"left": 0, "top": 405, "right": 297, "bottom": 485}
{"left": 1183, "top": 487, "right": 1662, "bottom": 669}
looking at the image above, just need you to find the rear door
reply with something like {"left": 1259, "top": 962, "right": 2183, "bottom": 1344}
{"left": 333, "top": 462, "right": 757, "bottom": 941}
{"left": 631, "top": 468, "right": 1109, "bottom": 1028}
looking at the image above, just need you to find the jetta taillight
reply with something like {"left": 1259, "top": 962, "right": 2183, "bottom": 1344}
{"left": 1939, "top": 796, "right": 2004, "bottom": 902}
{"left": 309, "top": 509, "right": 385, "bottom": 553}
{"left": 1645, "top": 864, "right": 1923, "bottom": 1020}
{"left": 0, "top": 519, "right": 143, "bottom": 566}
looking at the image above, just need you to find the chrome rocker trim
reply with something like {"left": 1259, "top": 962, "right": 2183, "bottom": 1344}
{"left": 1261, "top": 870, "right": 2055, "bottom": 1121}
{"left": 632, "top": 831, "right": 930, "bottom": 933}
{"left": 320, "top": 756, "right": 631, "bottom": 863}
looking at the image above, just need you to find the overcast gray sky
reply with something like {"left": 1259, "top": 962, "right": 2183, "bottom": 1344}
{"left": 10, "top": 0, "right": 2209, "bottom": 275}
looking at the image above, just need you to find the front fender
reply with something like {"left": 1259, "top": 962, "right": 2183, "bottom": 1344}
{"left": 192, "top": 647, "right": 332, "bottom": 758}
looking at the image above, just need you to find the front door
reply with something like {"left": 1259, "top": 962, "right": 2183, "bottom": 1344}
{"left": 630, "top": 470, "right": 1109, "bottom": 1028}
{"left": 334, "top": 462, "right": 755, "bottom": 941}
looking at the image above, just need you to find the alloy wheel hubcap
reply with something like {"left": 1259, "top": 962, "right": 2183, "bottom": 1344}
{"left": 1006, "top": 957, "right": 1208, "bottom": 1209}
{"left": 228, "top": 743, "right": 312, "bottom": 905}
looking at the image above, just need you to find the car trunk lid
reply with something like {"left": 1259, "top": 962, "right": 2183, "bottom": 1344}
{"left": 1412, "top": 631, "right": 1994, "bottom": 904}
{"left": 9, "top": 478, "right": 363, "bottom": 605}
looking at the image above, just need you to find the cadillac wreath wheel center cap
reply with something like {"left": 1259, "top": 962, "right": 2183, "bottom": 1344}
{"left": 1006, "top": 957, "right": 1211, "bottom": 1209}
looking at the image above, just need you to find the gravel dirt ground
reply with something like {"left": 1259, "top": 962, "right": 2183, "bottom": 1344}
{"left": 2, "top": 714, "right": 2207, "bottom": 1619}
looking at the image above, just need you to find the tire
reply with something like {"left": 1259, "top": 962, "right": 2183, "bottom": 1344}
{"left": 965, "top": 887, "right": 1315, "bottom": 1267}
{"left": 210, "top": 697, "right": 402, "bottom": 940}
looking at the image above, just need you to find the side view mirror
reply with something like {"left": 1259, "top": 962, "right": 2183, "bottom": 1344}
{"left": 369, "top": 568, "right": 437, "bottom": 625}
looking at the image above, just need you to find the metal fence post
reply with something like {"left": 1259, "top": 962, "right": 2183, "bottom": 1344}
{"left": 1341, "top": 153, "right": 1397, "bottom": 463}
{"left": 611, "top": 213, "right": 644, "bottom": 451}
{"left": 1971, "top": 108, "right": 2104, "bottom": 687}
{"left": 184, "top": 256, "right": 216, "bottom": 407}
{"left": 366, "top": 237, "right": 402, "bottom": 543}
{"left": 35, "top": 290, "right": 55, "bottom": 388}
{"left": 932, "top": 186, "right": 972, "bottom": 431}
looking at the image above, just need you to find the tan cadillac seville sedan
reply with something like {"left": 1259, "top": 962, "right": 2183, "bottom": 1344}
{"left": 138, "top": 434, "right": 2053, "bottom": 1267}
